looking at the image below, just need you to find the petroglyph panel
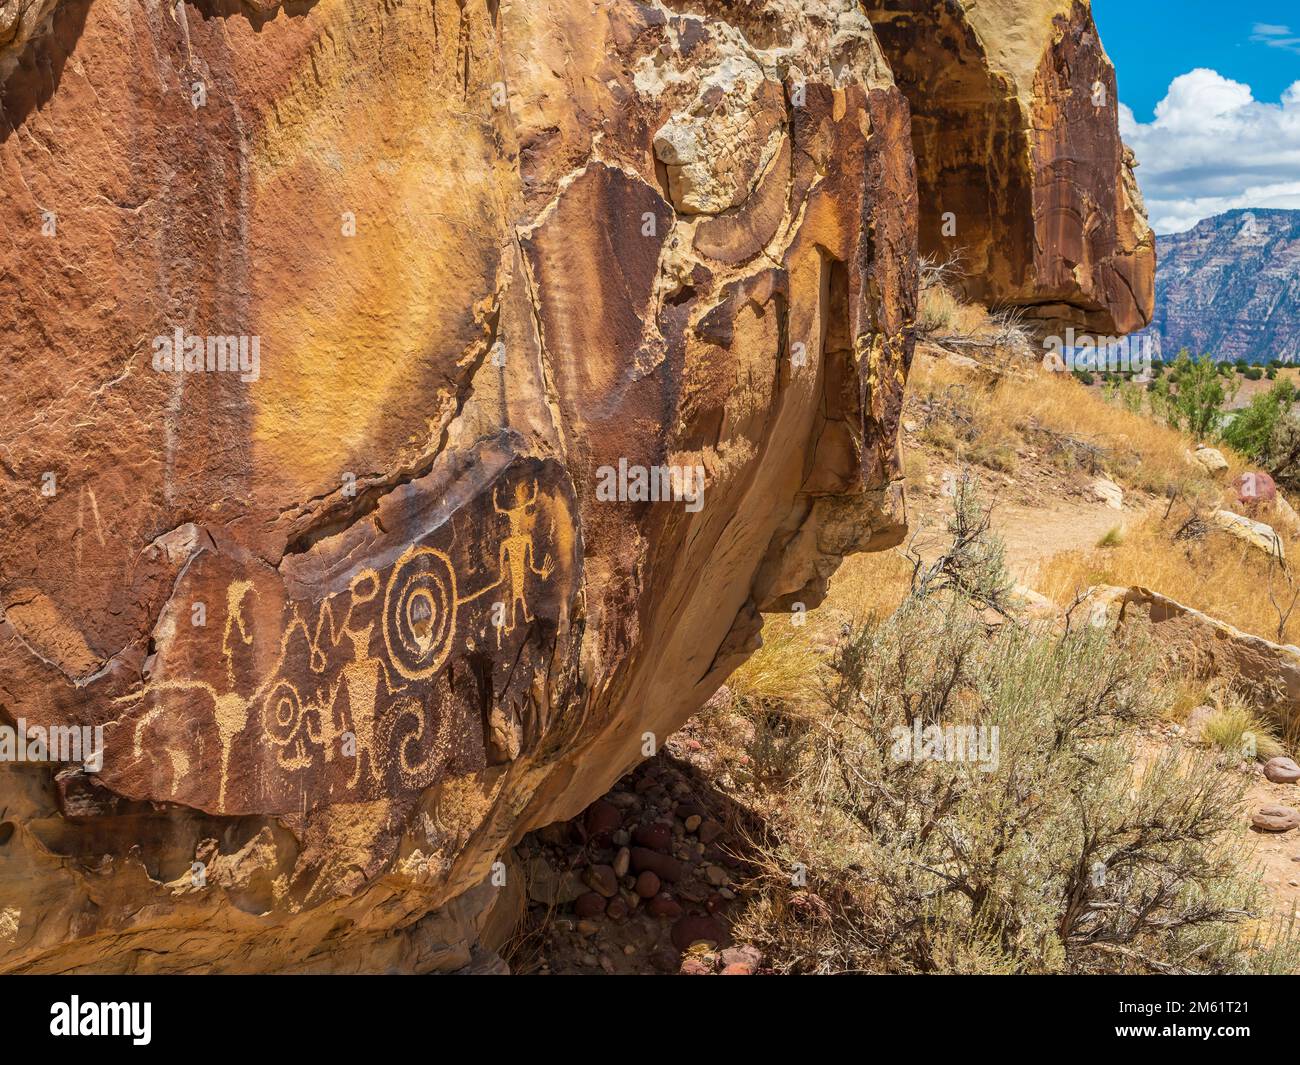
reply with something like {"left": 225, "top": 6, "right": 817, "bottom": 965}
{"left": 100, "top": 448, "right": 580, "bottom": 816}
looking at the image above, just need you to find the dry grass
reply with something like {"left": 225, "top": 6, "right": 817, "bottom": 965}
{"left": 1166, "top": 678, "right": 1215, "bottom": 724}
{"left": 822, "top": 545, "right": 918, "bottom": 618}
{"left": 912, "top": 353, "right": 1248, "bottom": 498}
{"left": 917, "top": 281, "right": 991, "bottom": 340}
{"left": 1038, "top": 512, "right": 1300, "bottom": 646}
{"left": 720, "top": 481, "right": 1300, "bottom": 974}
{"left": 728, "top": 591, "right": 1297, "bottom": 974}
{"left": 1201, "top": 702, "right": 1286, "bottom": 761}
{"left": 726, "top": 620, "right": 826, "bottom": 706}
{"left": 900, "top": 448, "right": 930, "bottom": 484}
{"left": 727, "top": 549, "right": 915, "bottom": 708}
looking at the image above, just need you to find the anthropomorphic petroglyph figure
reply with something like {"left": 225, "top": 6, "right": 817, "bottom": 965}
{"left": 308, "top": 570, "right": 408, "bottom": 790}
{"left": 112, "top": 581, "right": 261, "bottom": 808}
{"left": 120, "top": 678, "right": 252, "bottom": 809}
{"left": 221, "top": 580, "right": 257, "bottom": 686}
{"left": 491, "top": 480, "right": 554, "bottom": 646}
{"left": 119, "top": 478, "right": 564, "bottom": 806}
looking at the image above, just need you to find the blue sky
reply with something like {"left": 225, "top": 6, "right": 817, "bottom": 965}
{"left": 1094, "top": 1, "right": 1299, "bottom": 120}
{"left": 1092, "top": 1, "right": 1300, "bottom": 233}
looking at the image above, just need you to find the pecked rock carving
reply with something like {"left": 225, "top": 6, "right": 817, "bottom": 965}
{"left": 116, "top": 449, "right": 579, "bottom": 816}
{"left": 0, "top": 0, "right": 1148, "bottom": 971}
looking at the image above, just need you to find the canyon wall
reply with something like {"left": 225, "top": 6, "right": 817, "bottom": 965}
{"left": 863, "top": 0, "right": 1155, "bottom": 336}
{"left": 0, "top": 0, "right": 1147, "bottom": 972}
{"left": 1139, "top": 208, "right": 1300, "bottom": 365}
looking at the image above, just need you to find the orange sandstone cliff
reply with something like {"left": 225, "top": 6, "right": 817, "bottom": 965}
{"left": 0, "top": 0, "right": 1151, "bottom": 971}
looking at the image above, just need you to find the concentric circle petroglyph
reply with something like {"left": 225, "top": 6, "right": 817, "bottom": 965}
{"left": 382, "top": 546, "right": 458, "bottom": 681}
{"left": 261, "top": 679, "right": 306, "bottom": 748}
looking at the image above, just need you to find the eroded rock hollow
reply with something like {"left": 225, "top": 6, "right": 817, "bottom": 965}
{"left": 863, "top": 0, "right": 1155, "bottom": 336}
{"left": 0, "top": 0, "right": 1149, "bottom": 972}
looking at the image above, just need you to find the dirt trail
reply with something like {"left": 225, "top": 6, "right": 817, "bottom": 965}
{"left": 1243, "top": 776, "right": 1300, "bottom": 923}
{"left": 905, "top": 471, "right": 1151, "bottom": 587}
{"left": 989, "top": 501, "right": 1132, "bottom": 586}
{"left": 970, "top": 479, "right": 1300, "bottom": 928}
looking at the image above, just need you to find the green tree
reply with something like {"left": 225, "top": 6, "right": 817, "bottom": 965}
{"left": 1151, "top": 350, "right": 1239, "bottom": 439}
{"left": 1222, "top": 378, "right": 1297, "bottom": 460}
{"left": 1118, "top": 380, "right": 1145, "bottom": 413}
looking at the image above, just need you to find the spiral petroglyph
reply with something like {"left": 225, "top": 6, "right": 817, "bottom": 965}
{"left": 98, "top": 462, "right": 575, "bottom": 816}
{"left": 387, "top": 694, "right": 455, "bottom": 791}
{"left": 0, "top": 0, "right": 1151, "bottom": 975}
{"left": 382, "top": 547, "right": 459, "bottom": 682}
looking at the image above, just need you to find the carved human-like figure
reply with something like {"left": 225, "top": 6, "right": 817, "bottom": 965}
{"left": 490, "top": 480, "right": 554, "bottom": 646}
{"left": 307, "top": 570, "right": 409, "bottom": 790}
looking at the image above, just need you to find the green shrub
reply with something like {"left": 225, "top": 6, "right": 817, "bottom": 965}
{"left": 734, "top": 596, "right": 1295, "bottom": 973}
{"left": 731, "top": 489, "right": 1300, "bottom": 975}
{"left": 1152, "top": 350, "right": 1239, "bottom": 438}
{"left": 1222, "top": 379, "right": 1298, "bottom": 466}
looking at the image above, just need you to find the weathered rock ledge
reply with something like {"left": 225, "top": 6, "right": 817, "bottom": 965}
{"left": 0, "top": 0, "right": 1149, "bottom": 971}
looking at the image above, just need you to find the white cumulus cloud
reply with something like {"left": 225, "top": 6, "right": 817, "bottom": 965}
{"left": 1120, "top": 68, "right": 1300, "bottom": 233}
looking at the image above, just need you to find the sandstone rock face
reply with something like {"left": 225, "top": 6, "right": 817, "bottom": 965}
{"left": 1252, "top": 805, "right": 1300, "bottom": 833}
{"left": 1235, "top": 471, "right": 1278, "bottom": 507}
{"left": 1210, "top": 510, "right": 1285, "bottom": 562}
{"left": 1274, "top": 493, "right": 1300, "bottom": 537}
{"left": 1099, "top": 587, "right": 1300, "bottom": 732}
{"left": 0, "top": 0, "right": 1145, "bottom": 972}
{"left": 1091, "top": 477, "right": 1122, "bottom": 511}
{"left": 862, "top": 0, "right": 1155, "bottom": 336}
{"left": 1190, "top": 445, "right": 1230, "bottom": 475}
{"left": 1263, "top": 757, "right": 1300, "bottom": 785}
{"left": 0, "top": 0, "right": 59, "bottom": 83}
